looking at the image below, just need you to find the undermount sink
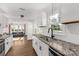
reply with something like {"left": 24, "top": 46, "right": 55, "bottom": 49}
{"left": 39, "top": 36, "right": 50, "bottom": 42}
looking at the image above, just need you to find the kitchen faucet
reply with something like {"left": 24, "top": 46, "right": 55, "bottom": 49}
{"left": 48, "top": 26, "right": 54, "bottom": 39}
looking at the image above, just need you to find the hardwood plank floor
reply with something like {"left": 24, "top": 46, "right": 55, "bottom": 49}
{"left": 6, "top": 37, "right": 37, "bottom": 56}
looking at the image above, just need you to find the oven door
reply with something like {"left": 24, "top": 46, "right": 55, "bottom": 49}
{"left": 49, "top": 48, "right": 58, "bottom": 56}
{"left": 0, "top": 40, "right": 5, "bottom": 56}
{"left": 49, "top": 47, "right": 64, "bottom": 56}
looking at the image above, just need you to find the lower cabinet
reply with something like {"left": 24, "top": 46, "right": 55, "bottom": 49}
{"left": 32, "top": 36, "right": 39, "bottom": 55}
{"left": 38, "top": 40, "right": 49, "bottom": 56}
{"left": 32, "top": 36, "right": 49, "bottom": 56}
{"left": 5, "top": 39, "right": 9, "bottom": 54}
{"left": 5, "top": 35, "right": 13, "bottom": 55}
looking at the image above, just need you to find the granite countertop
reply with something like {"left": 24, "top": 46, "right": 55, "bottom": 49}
{"left": 0, "top": 34, "right": 11, "bottom": 40}
{"left": 33, "top": 34, "right": 79, "bottom": 56}
{"left": 0, "top": 39, "right": 4, "bottom": 43}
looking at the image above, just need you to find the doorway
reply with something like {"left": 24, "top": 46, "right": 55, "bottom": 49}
{"left": 10, "top": 24, "right": 26, "bottom": 40}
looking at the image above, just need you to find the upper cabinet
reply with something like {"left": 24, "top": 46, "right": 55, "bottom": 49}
{"left": 39, "top": 12, "right": 47, "bottom": 27}
{"left": 0, "top": 9, "right": 8, "bottom": 28}
{"left": 0, "top": 15, "right": 8, "bottom": 28}
{"left": 37, "top": 12, "right": 47, "bottom": 27}
{"left": 38, "top": 4, "right": 53, "bottom": 27}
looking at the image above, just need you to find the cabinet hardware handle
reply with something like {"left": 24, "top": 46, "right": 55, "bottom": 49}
{"left": 7, "top": 42, "right": 8, "bottom": 44}
{"left": 39, "top": 46, "right": 42, "bottom": 50}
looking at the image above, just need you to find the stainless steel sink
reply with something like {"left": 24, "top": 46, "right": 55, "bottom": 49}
{"left": 39, "top": 36, "right": 51, "bottom": 42}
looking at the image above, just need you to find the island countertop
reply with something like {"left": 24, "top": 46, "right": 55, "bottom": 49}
{"left": 33, "top": 34, "right": 79, "bottom": 56}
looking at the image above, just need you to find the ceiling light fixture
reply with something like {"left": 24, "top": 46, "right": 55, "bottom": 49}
{"left": 20, "top": 14, "right": 24, "bottom": 18}
{"left": 19, "top": 8, "right": 25, "bottom": 18}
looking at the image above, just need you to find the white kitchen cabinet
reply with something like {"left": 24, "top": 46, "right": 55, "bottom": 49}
{"left": 5, "top": 38, "right": 9, "bottom": 54}
{"left": 38, "top": 12, "right": 47, "bottom": 27}
{"left": 32, "top": 36, "right": 39, "bottom": 55}
{"left": 38, "top": 39, "right": 49, "bottom": 56}
{"left": 0, "top": 15, "right": 8, "bottom": 28}
{"left": 32, "top": 36, "right": 49, "bottom": 56}
{"left": 8, "top": 35, "right": 13, "bottom": 48}
{"left": 0, "top": 15, "right": 3, "bottom": 27}
{"left": 32, "top": 36, "right": 37, "bottom": 50}
{"left": 5, "top": 35, "right": 13, "bottom": 55}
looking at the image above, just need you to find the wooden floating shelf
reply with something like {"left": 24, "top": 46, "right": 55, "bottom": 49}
{"left": 62, "top": 20, "right": 79, "bottom": 24}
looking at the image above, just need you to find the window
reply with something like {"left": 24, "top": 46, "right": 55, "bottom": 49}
{"left": 51, "top": 23, "right": 62, "bottom": 31}
{"left": 11, "top": 24, "right": 24, "bottom": 32}
{"left": 50, "top": 13, "right": 62, "bottom": 32}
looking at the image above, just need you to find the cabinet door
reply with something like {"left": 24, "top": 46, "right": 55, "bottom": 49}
{"left": 32, "top": 37, "right": 42, "bottom": 56}
{"left": 41, "top": 12, "right": 47, "bottom": 26}
{"left": 41, "top": 41, "right": 49, "bottom": 56}
{"left": 5, "top": 39, "right": 9, "bottom": 54}
{"left": 5, "top": 35, "right": 13, "bottom": 55}
{"left": 0, "top": 15, "right": 3, "bottom": 28}
{"left": 32, "top": 36, "right": 39, "bottom": 55}
{"left": 8, "top": 35, "right": 13, "bottom": 48}
{"left": 32, "top": 36, "right": 49, "bottom": 56}
{"left": 0, "top": 15, "right": 8, "bottom": 28}
{"left": 32, "top": 36, "right": 37, "bottom": 49}
{"left": 38, "top": 12, "right": 47, "bottom": 26}
{"left": 38, "top": 40, "right": 42, "bottom": 56}
{"left": 32, "top": 36, "right": 35, "bottom": 48}
{"left": 38, "top": 40, "right": 49, "bottom": 56}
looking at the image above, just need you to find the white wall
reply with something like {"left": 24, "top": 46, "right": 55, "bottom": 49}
{"left": 61, "top": 3, "right": 79, "bottom": 21}
{"left": 52, "top": 3, "right": 79, "bottom": 44}
{"left": 54, "top": 23, "right": 79, "bottom": 45}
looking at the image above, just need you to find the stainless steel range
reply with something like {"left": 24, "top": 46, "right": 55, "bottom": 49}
{"left": 0, "top": 39, "right": 5, "bottom": 56}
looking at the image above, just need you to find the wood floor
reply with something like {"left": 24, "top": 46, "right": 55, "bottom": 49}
{"left": 6, "top": 37, "right": 37, "bottom": 56}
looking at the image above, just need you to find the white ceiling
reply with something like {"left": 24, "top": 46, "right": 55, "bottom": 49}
{"left": 0, "top": 3, "right": 52, "bottom": 21}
